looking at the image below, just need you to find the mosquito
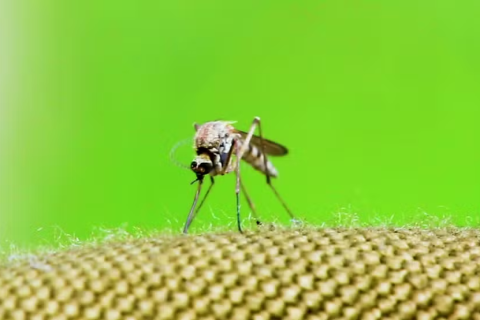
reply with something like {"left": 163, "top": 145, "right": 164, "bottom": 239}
{"left": 183, "top": 116, "right": 299, "bottom": 234}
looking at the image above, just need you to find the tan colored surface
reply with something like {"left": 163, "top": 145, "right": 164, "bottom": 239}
{"left": 1, "top": 228, "right": 480, "bottom": 319}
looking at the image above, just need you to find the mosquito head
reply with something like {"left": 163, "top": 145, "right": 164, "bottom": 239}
{"left": 190, "top": 154, "right": 213, "bottom": 181}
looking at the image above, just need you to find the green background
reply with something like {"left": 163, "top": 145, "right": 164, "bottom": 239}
{"left": 1, "top": 1, "right": 479, "bottom": 247}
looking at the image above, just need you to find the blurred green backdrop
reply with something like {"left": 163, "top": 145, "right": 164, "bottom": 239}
{"left": 1, "top": 0, "right": 479, "bottom": 246}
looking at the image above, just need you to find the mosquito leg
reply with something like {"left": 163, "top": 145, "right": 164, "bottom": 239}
{"left": 183, "top": 178, "right": 204, "bottom": 234}
{"left": 235, "top": 143, "right": 243, "bottom": 233}
{"left": 218, "top": 139, "right": 247, "bottom": 233}
{"left": 240, "top": 180, "right": 262, "bottom": 226}
{"left": 220, "top": 140, "right": 235, "bottom": 175}
{"left": 247, "top": 117, "right": 300, "bottom": 224}
{"left": 236, "top": 117, "right": 260, "bottom": 159}
{"left": 266, "top": 182, "right": 298, "bottom": 223}
{"left": 191, "top": 176, "right": 214, "bottom": 221}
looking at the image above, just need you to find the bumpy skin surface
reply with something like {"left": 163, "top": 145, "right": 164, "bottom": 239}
{"left": 1, "top": 228, "right": 480, "bottom": 320}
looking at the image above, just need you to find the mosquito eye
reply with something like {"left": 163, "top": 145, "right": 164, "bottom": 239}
{"left": 190, "top": 161, "right": 197, "bottom": 169}
{"left": 199, "top": 163, "right": 212, "bottom": 174}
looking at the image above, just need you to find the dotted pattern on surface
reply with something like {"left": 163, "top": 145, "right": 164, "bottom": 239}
{"left": 1, "top": 228, "right": 480, "bottom": 320}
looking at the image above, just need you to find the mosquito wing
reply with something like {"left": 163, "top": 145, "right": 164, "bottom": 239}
{"left": 235, "top": 130, "right": 288, "bottom": 156}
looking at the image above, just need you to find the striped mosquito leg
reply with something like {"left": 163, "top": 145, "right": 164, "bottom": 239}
{"left": 190, "top": 176, "right": 215, "bottom": 222}
{"left": 246, "top": 117, "right": 299, "bottom": 224}
{"left": 240, "top": 180, "right": 262, "bottom": 226}
{"left": 236, "top": 117, "right": 260, "bottom": 159}
{"left": 235, "top": 142, "right": 243, "bottom": 233}
{"left": 220, "top": 139, "right": 236, "bottom": 175}
{"left": 183, "top": 178, "right": 204, "bottom": 234}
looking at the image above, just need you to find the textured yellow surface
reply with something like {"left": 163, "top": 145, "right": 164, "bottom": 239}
{"left": 1, "top": 228, "right": 480, "bottom": 320}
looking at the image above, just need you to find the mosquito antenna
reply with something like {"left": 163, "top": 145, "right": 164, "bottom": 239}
{"left": 169, "top": 138, "right": 192, "bottom": 170}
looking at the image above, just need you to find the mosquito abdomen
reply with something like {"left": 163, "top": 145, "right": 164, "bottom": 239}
{"left": 241, "top": 143, "right": 279, "bottom": 177}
